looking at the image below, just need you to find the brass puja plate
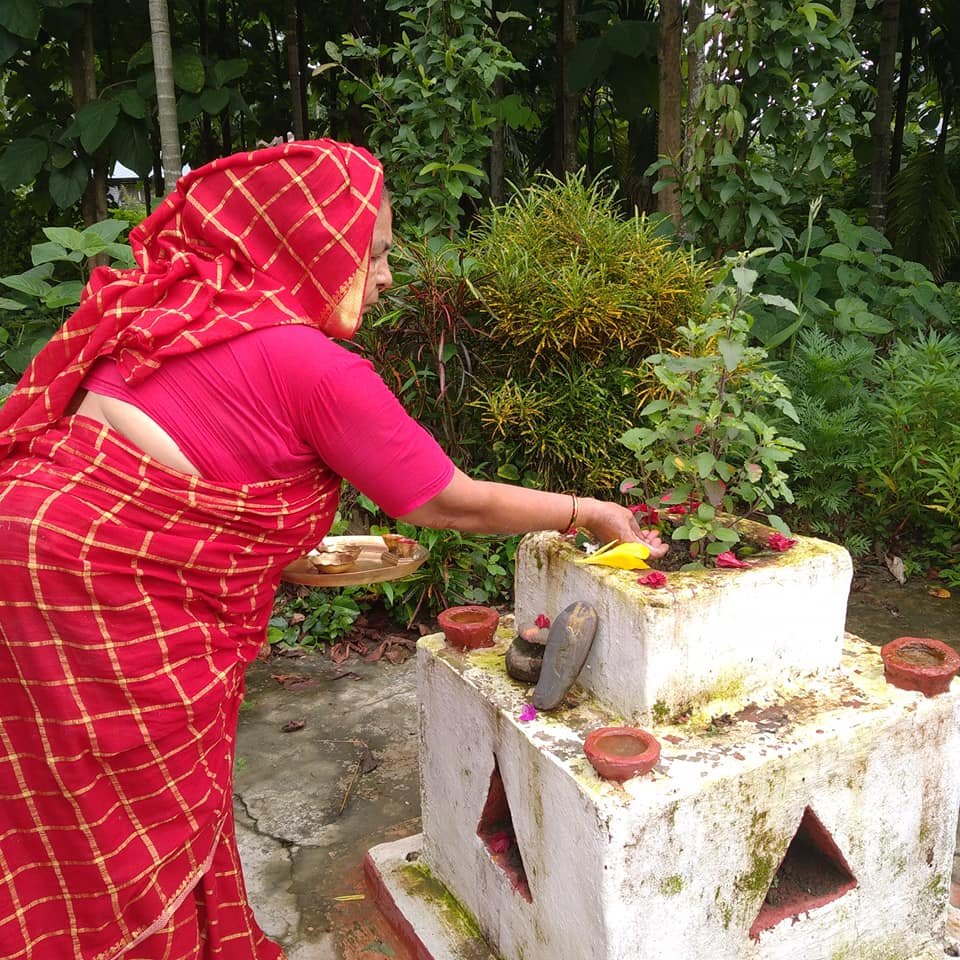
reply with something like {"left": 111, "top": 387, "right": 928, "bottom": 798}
{"left": 280, "top": 536, "right": 428, "bottom": 587}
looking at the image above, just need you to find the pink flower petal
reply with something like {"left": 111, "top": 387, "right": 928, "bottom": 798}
{"left": 534, "top": 613, "right": 551, "bottom": 629}
{"left": 716, "top": 552, "right": 751, "bottom": 568}
{"left": 488, "top": 832, "right": 511, "bottom": 853}
{"left": 519, "top": 704, "right": 537, "bottom": 722}
{"left": 638, "top": 571, "right": 668, "bottom": 588}
{"left": 768, "top": 532, "right": 798, "bottom": 552}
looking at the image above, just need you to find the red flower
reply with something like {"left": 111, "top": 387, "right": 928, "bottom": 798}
{"left": 667, "top": 504, "right": 688, "bottom": 515}
{"left": 628, "top": 502, "right": 651, "bottom": 514}
{"left": 534, "top": 613, "right": 551, "bottom": 628}
{"left": 768, "top": 532, "right": 798, "bottom": 552}
{"left": 487, "top": 831, "right": 512, "bottom": 853}
{"left": 716, "top": 552, "right": 751, "bottom": 568}
{"left": 694, "top": 423, "right": 703, "bottom": 435}
{"left": 638, "top": 571, "right": 667, "bottom": 588}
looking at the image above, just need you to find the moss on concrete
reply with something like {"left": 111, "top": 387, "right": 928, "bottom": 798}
{"left": 660, "top": 874, "right": 684, "bottom": 896}
{"left": 398, "top": 861, "right": 486, "bottom": 944}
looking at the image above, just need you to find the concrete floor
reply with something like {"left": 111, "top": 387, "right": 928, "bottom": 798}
{"left": 235, "top": 570, "right": 960, "bottom": 960}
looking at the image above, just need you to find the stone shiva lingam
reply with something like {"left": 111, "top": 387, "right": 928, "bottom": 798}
{"left": 364, "top": 527, "right": 960, "bottom": 960}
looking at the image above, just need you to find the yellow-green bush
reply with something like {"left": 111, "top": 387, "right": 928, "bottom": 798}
{"left": 470, "top": 171, "right": 712, "bottom": 369}
{"left": 465, "top": 171, "right": 711, "bottom": 496}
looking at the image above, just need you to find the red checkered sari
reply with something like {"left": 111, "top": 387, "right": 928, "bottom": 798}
{"left": 0, "top": 141, "right": 383, "bottom": 959}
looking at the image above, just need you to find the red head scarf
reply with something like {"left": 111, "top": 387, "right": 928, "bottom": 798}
{"left": 0, "top": 139, "right": 384, "bottom": 448}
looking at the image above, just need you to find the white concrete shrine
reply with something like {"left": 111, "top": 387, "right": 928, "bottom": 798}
{"left": 366, "top": 530, "right": 960, "bottom": 960}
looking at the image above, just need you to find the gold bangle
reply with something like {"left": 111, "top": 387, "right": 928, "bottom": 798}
{"left": 560, "top": 493, "right": 579, "bottom": 534}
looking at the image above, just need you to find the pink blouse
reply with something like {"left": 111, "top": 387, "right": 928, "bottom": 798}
{"left": 82, "top": 324, "right": 454, "bottom": 518}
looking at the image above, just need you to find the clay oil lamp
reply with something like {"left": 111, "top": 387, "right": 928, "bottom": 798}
{"left": 880, "top": 636, "right": 960, "bottom": 698}
{"left": 438, "top": 605, "right": 500, "bottom": 650}
{"left": 584, "top": 726, "right": 661, "bottom": 782}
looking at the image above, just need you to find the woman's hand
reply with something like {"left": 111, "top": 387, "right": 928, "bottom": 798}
{"left": 576, "top": 498, "right": 669, "bottom": 559}
{"left": 398, "top": 469, "right": 668, "bottom": 561}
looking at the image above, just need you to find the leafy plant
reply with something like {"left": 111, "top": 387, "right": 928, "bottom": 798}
{"left": 0, "top": 218, "right": 134, "bottom": 387}
{"left": 357, "top": 236, "right": 487, "bottom": 465}
{"left": 862, "top": 332, "right": 960, "bottom": 551}
{"left": 368, "top": 519, "right": 518, "bottom": 627}
{"left": 269, "top": 586, "right": 364, "bottom": 651}
{"left": 470, "top": 170, "right": 711, "bottom": 368}
{"left": 774, "top": 328, "right": 878, "bottom": 556}
{"left": 323, "top": 0, "right": 529, "bottom": 236}
{"left": 748, "top": 205, "right": 956, "bottom": 354}
{"left": 620, "top": 253, "right": 803, "bottom": 558}
{"left": 466, "top": 170, "right": 710, "bottom": 495}
{"left": 651, "top": 0, "right": 870, "bottom": 254}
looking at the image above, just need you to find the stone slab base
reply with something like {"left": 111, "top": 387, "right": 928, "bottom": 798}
{"left": 366, "top": 834, "right": 948, "bottom": 960}
{"left": 415, "top": 629, "right": 960, "bottom": 960}
{"left": 364, "top": 834, "right": 500, "bottom": 960}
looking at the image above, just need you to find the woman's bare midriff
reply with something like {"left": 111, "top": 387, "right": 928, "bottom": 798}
{"left": 76, "top": 390, "right": 201, "bottom": 475}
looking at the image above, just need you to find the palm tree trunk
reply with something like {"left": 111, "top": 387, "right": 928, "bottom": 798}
{"left": 149, "top": 0, "right": 183, "bottom": 195}
{"left": 682, "top": 0, "right": 705, "bottom": 177}
{"left": 657, "top": 0, "right": 682, "bottom": 223}
{"left": 70, "top": 3, "right": 108, "bottom": 226}
{"left": 286, "top": 0, "right": 305, "bottom": 140}
{"left": 890, "top": 1, "right": 914, "bottom": 177}
{"left": 869, "top": 0, "right": 900, "bottom": 232}
{"left": 556, "top": 0, "right": 579, "bottom": 174}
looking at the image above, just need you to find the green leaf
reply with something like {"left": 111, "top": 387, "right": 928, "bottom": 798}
{"left": 49, "top": 158, "right": 89, "bottom": 208}
{"left": 732, "top": 266, "right": 757, "bottom": 294}
{"left": 0, "top": 0, "right": 40, "bottom": 39}
{"left": 115, "top": 88, "right": 148, "bottom": 119}
{"left": 44, "top": 281, "right": 84, "bottom": 309}
{"left": 758, "top": 293, "right": 799, "bottom": 315}
{"left": 128, "top": 41, "right": 153, "bottom": 72}
{"left": 31, "top": 241, "right": 72, "bottom": 266}
{"left": 0, "top": 25, "right": 19, "bottom": 66}
{"left": 86, "top": 219, "right": 129, "bottom": 244}
{"left": 173, "top": 49, "right": 205, "bottom": 93}
{"left": 694, "top": 452, "right": 716, "bottom": 479}
{"left": 200, "top": 87, "right": 230, "bottom": 114}
{"left": 497, "top": 463, "right": 519, "bottom": 481}
{"left": 0, "top": 137, "right": 48, "bottom": 191}
{"left": 810, "top": 80, "right": 835, "bottom": 106}
{"left": 211, "top": 58, "right": 248, "bottom": 87}
{"left": 712, "top": 525, "right": 740, "bottom": 543}
{"left": 110, "top": 116, "right": 153, "bottom": 178}
{"left": 177, "top": 92, "right": 205, "bottom": 124}
{"left": 0, "top": 271, "right": 52, "bottom": 298}
{"left": 566, "top": 36, "right": 611, "bottom": 92}
{"left": 0, "top": 296, "right": 27, "bottom": 311}
{"left": 640, "top": 398, "right": 670, "bottom": 417}
{"left": 820, "top": 242, "right": 850, "bottom": 260}
{"left": 43, "top": 226, "right": 85, "bottom": 250}
{"left": 718, "top": 337, "right": 745, "bottom": 372}
{"left": 72, "top": 99, "right": 120, "bottom": 153}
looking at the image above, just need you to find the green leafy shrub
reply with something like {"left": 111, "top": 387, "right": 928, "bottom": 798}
{"left": 474, "top": 359, "right": 647, "bottom": 492}
{"left": 268, "top": 586, "right": 364, "bottom": 651}
{"left": 862, "top": 332, "right": 960, "bottom": 552}
{"left": 368, "top": 520, "right": 518, "bottom": 627}
{"left": 748, "top": 203, "right": 957, "bottom": 354}
{"left": 466, "top": 171, "right": 711, "bottom": 495}
{"left": 620, "top": 254, "right": 803, "bottom": 559}
{"left": 0, "top": 220, "right": 134, "bottom": 388}
{"left": 470, "top": 170, "right": 711, "bottom": 367}
{"left": 0, "top": 191, "right": 49, "bottom": 277}
{"left": 357, "top": 237, "right": 488, "bottom": 466}
{"left": 775, "top": 328, "right": 878, "bottom": 558}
